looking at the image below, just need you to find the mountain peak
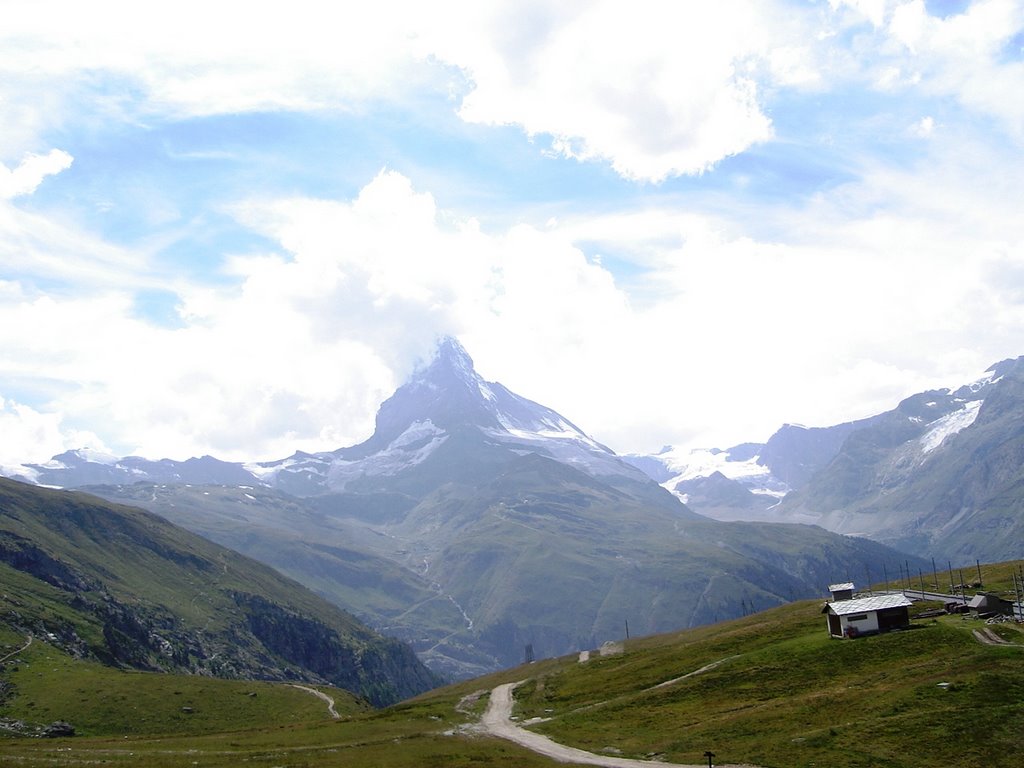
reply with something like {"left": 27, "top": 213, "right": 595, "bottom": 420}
{"left": 411, "top": 336, "right": 481, "bottom": 392}
{"left": 336, "top": 336, "right": 631, "bottom": 479}
{"left": 434, "top": 335, "right": 475, "bottom": 372}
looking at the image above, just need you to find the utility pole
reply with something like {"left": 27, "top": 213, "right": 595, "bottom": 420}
{"left": 976, "top": 559, "right": 984, "bottom": 587}
{"left": 883, "top": 563, "right": 889, "bottom": 593}
{"left": 959, "top": 569, "right": 968, "bottom": 604}
{"left": 1018, "top": 565, "right": 1024, "bottom": 615}
{"left": 918, "top": 569, "right": 926, "bottom": 600}
{"left": 948, "top": 561, "right": 954, "bottom": 594}
{"left": 1013, "top": 573, "right": 1022, "bottom": 621}
{"left": 625, "top": 619, "right": 630, "bottom": 640}
{"left": 931, "top": 557, "right": 938, "bottom": 590}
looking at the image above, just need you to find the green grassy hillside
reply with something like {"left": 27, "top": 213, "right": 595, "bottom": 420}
{"left": 0, "top": 477, "right": 439, "bottom": 705}
{"left": 3, "top": 560, "right": 1022, "bottom": 767}
{"left": 0, "top": 626, "right": 367, "bottom": 737}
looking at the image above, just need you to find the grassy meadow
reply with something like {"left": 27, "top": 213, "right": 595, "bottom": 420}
{"left": 2, "top": 561, "right": 1023, "bottom": 767}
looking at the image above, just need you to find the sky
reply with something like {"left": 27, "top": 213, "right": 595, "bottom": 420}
{"left": 1, "top": 0, "right": 1023, "bottom": 469}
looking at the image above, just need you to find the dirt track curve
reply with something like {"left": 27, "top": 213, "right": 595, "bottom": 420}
{"left": 289, "top": 684, "right": 340, "bottom": 719}
{"left": 480, "top": 681, "right": 760, "bottom": 768}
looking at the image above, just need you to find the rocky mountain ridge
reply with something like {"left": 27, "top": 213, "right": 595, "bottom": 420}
{"left": 625, "top": 357, "right": 1024, "bottom": 564}
{"left": 15, "top": 338, "right": 644, "bottom": 495}
{"left": 6, "top": 337, "right": 929, "bottom": 680}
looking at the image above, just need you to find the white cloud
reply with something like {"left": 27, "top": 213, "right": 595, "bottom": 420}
{"left": 2, "top": 148, "right": 1023, "bottom": 463}
{"left": 0, "top": 171, "right": 634, "bottom": 461}
{"left": 423, "top": 1, "right": 787, "bottom": 180}
{"left": 0, "top": 395, "right": 109, "bottom": 470}
{"left": 885, "top": 0, "right": 1024, "bottom": 131}
{"left": 830, "top": 0, "right": 890, "bottom": 28}
{"left": 0, "top": 150, "right": 72, "bottom": 199}
{"left": 0, "top": 1, "right": 442, "bottom": 161}
{"left": 0, "top": 200, "right": 155, "bottom": 290}
{"left": 0, "top": 0, "right": 1019, "bottom": 188}
{"left": 0, "top": 1, "right": 1022, "bottom": 465}
{"left": 0, "top": 2, "right": 432, "bottom": 112}
{"left": 1, "top": 1, "right": 1020, "bottom": 183}
{"left": 0, "top": 1, "right": 821, "bottom": 181}
{"left": 911, "top": 115, "right": 935, "bottom": 136}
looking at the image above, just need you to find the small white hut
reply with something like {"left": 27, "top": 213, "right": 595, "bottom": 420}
{"left": 824, "top": 593, "right": 914, "bottom": 638}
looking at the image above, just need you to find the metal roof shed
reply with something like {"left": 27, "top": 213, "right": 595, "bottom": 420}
{"left": 968, "top": 592, "right": 1012, "bottom": 616}
{"left": 824, "top": 594, "right": 914, "bottom": 639}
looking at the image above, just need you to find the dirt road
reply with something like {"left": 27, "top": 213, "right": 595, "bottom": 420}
{"left": 972, "top": 628, "right": 1023, "bottom": 647}
{"left": 0, "top": 635, "right": 32, "bottom": 665}
{"left": 289, "top": 684, "right": 340, "bottom": 719}
{"left": 480, "top": 681, "right": 759, "bottom": 768}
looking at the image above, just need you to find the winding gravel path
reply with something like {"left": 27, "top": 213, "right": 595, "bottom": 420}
{"left": 0, "top": 635, "right": 32, "bottom": 665}
{"left": 289, "top": 684, "right": 340, "bottom": 719}
{"left": 480, "top": 681, "right": 759, "bottom": 768}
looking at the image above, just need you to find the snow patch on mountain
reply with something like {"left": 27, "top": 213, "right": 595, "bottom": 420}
{"left": 966, "top": 368, "right": 1001, "bottom": 393}
{"left": 68, "top": 447, "right": 121, "bottom": 465}
{"left": 326, "top": 420, "right": 448, "bottom": 491}
{"left": 493, "top": 411, "right": 604, "bottom": 449}
{"left": 626, "top": 444, "right": 791, "bottom": 507}
{"left": 245, "top": 455, "right": 327, "bottom": 483}
{"left": 484, "top": 422, "right": 626, "bottom": 476}
{"left": 656, "top": 446, "right": 771, "bottom": 484}
{"left": 919, "top": 400, "right": 982, "bottom": 454}
{"left": 36, "top": 447, "right": 119, "bottom": 470}
{"left": 477, "top": 380, "right": 497, "bottom": 403}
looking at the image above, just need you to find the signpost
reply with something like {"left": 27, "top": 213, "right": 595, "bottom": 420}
{"left": 704, "top": 750, "right": 715, "bottom": 767}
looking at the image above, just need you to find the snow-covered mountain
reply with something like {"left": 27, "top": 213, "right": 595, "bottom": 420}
{"left": 775, "top": 359, "right": 1024, "bottom": 561}
{"left": 5, "top": 335, "right": 919, "bottom": 679}
{"left": 17, "top": 448, "right": 257, "bottom": 488}
{"left": 625, "top": 359, "right": 1021, "bottom": 554}
{"left": 15, "top": 337, "right": 644, "bottom": 495}
{"left": 249, "top": 337, "right": 648, "bottom": 495}
{"left": 622, "top": 444, "right": 787, "bottom": 522}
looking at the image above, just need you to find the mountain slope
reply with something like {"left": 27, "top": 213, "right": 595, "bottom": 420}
{"left": 7, "top": 337, "right": 927, "bottom": 680}
{"left": 84, "top": 481, "right": 471, "bottom": 660}
{"left": 6, "top": 563, "right": 1024, "bottom": 767}
{"left": 774, "top": 358, "right": 1024, "bottom": 561}
{"left": 0, "top": 477, "right": 439, "bottom": 705}
{"left": 621, "top": 418, "right": 880, "bottom": 523}
{"left": 626, "top": 358, "right": 1024, "bottom": 555}
{"left": 224, "top": 340, "right": 932, "bottom": 675}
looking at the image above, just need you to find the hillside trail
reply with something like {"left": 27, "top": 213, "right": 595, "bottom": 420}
{"left": 0, "top": 634, "right": 32, "bottom": 664}
{"left": 480, "top": 681, "right": 761, "bottom": 768}
{"left": 289, "top": 684, "right": 340, "bottom": 719}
